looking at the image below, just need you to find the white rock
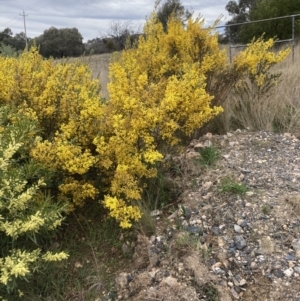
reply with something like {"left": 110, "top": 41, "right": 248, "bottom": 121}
{"left": 228, "top": 281, "right": 233, "bottom": 287}
{"left": 149, "top": 269, "right": 159, "bottom": 278}
{"left": 284, "top": 268, "right": 294, "bottom": 277}
{"left": 185, "top": 151, "right": 201, "bottom": 160}
{"left": 162, "top": 276, "right": 179, "bottom": 287}
{"left": 115, "top": 272, "right": 131, "bottom": 289}
{"left": 204, "top": 140, "right": 212, "bottom": 147}
{"left": 150, "top": 209, "right": 162, "bottom": 217}
{"left": 178, "top": 263, "right": 184, "bottom": 274}
{"left": 194, "top": 143, "right": 204, "bottom": 150}
{"left": 234, "top": 224, "right": 243, "bottom": 233}
{"left": 237, "top": 219, "right": 244, "bottom": 226}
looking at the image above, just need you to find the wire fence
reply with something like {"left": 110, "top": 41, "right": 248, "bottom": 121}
{"left": 216, "top": 14, "right": 300, "bottom": 62}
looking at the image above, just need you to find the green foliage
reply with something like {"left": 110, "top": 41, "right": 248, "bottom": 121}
{"left": 197, "top": 146, "right": 220, "bottom": 166}
{"left": 261, "top": 204, "right": 271, "bottom": 214}
{"left": 225, "top": 0, "right": 300, "bottom": 43}
{"left": 0, "top": 28, "right": 27, "bottom": 53}
{"left": 0, "top": 43, "right": 20, "bottom": 57}
{"left": 37, "top": 27, "right": 84, "bottom": 58}
{"left": 241, "top": 0, "right": 300, "bottom": 42}
{"left": 14, "top": 203, "right": 128, "bottom": 301}
{"left": 156, "top": 0, "right": 192, "bottom": 32}
{"left": 201, "top": 283, "right": 219, "bottom": 301}
{"left": 225, "top": 0, "right": 256, "bottom": 43}
{"left": 106, "top": 38, "right": 115, "bottom": 51}
{"left": 0, "top": 106, "right": 68, "bottom": 296}
{"left": 220, "top": 177, "right": 248, "bottom": 194}
{"left": 226, "top": 37, "right": 291, "bottom": 131}
{"left": 0, "top": 8, "right": 291, "bottom": 229}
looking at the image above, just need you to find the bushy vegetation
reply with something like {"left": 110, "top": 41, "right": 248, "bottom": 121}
{"left": 0, "top": 5, "right": 293, "bottom": 298}
{"left": 0, "top": 107, "right": 68, "bottom": 297}
{"left": 0, "top": 28, "right": 27, "bottom": 53}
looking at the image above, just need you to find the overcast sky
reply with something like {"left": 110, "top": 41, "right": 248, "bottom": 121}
{"left": 1, "top": 0, "right": 230, "bottom": 42}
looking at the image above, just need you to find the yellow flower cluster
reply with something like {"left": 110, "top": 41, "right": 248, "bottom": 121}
{"left": 0, "top": 249, "right": 40, "bottom": 285}
{"left": 59, "top": 178, "right": 98, "bottom": 207}
{"left": 234, "top": 37, "right": 290, "bottom": 86}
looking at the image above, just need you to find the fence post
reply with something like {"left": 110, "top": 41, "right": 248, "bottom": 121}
{"left": 292, "top": 15, "right": 295, "bottom": 62}
{"left": 229, "top": 27, "right": 232, "bottom": 63}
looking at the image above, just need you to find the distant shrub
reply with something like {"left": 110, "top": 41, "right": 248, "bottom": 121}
{"left": 0, "top": 43, "right": 20, "bottom": 57}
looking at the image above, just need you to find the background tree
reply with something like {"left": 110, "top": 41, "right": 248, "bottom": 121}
{"left": 224, "top": 0, "right": 257, "bottom": 43}
{"left": 37, "top": 27, "right": 84, "bottom": 58}
{"left": 239, "top": 0, "right": 300, "bottom": 42}
{"left": 97, "top": 20, "right": 141, "bottom": 52}
{"left": 156, "top": 0, "right": 192, "bottom": 32}
{"left": 106, "top": 20, "right": 133, "bottom": 50}
{"left": 0, "top": 28, "right": 26, "bottom": 52}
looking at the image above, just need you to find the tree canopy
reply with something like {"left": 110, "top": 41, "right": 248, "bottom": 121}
{"left": 224, "top": 0, "right": 256, "bottom": 43}
{"left": 37, "top": 27, "right": 84, "bottom": 58}
{"left": 156, "top": 0, "right": 192, "bottom": 32}
{"left": 225, "top": 0, "right": 300, "bottom": 43}
{"left": 0, "top": 28, "right": 27, "bottom": 53}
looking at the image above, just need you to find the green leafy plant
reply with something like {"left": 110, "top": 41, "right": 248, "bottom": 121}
{"left": 0, "top": 43, "right": 20, "bottom": 57}
{"left": 220, "top": 177, "right": 248, "bottom": 194}
{"left": 261, "top": 204, "right": 271, "bottom": 215}
{"left": 202, "top": 283, "right": 219, "bottom": 301}
{"left": 0, "top": 107, "right": 68, "bottom": 296}
{"left": 197, "top": 146, "right": 220, "bottom": 166}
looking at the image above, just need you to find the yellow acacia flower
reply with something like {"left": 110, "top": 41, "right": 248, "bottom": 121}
{"left": 42, "top": 251, "right": 69, "bottom": 261}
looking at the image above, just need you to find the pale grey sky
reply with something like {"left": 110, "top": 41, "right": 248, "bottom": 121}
{"left": 0, "top": 0, "right": 230, "bottom": 41}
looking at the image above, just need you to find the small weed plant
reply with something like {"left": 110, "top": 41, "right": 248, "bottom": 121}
{"left": 197, "top": 146, "right": 220, "bottom": 166}
{"left": 261, "top": 204, "right": 271, "bottom": 215}
{"left": 202, "top": 283, "right": 219, "bottom": 301}
{"left": 220, "top": 177, "right": 248, "bottom": 194}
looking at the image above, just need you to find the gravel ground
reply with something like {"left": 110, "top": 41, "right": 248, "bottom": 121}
{"left": 112, "top": 130, "right": 300, "bottom": 301}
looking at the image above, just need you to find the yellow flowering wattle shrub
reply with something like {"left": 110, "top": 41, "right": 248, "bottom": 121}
{"left": 94, "top": 14, "right": 228, "bottom": 227}
{"left": 0, "top": 107, "right": 68, "bottom": 295}
{"left": 0, "top": 11, "right": 291, "bottom": 229}
{"left": 0, "top": 47, "right": 104, "bottom": 209}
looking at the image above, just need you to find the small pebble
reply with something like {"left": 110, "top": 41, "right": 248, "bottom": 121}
{"left": 284, "top": 268, "right": 294, "bottom": 277}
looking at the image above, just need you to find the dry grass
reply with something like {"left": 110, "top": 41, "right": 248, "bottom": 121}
{"left": 56, "top": 53, "right": 112, "bottom": 98}
{"left": 84, "top": 53, "right": 111, "bottom": 98}
{"left": 220, "top": 41, "right": 300, "bottom": 134}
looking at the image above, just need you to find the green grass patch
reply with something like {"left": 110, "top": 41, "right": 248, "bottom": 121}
{"left": 261, "top": 204, "right": 271, "bottom": 215}
{"left": 197, "top": 146, "right": 220, "bottom": 166}
{"left": 202, "top": 283, "right": 219, "bottom": 301}
{"left": 220, "top": 177, "right": 248, "bottom": 194}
